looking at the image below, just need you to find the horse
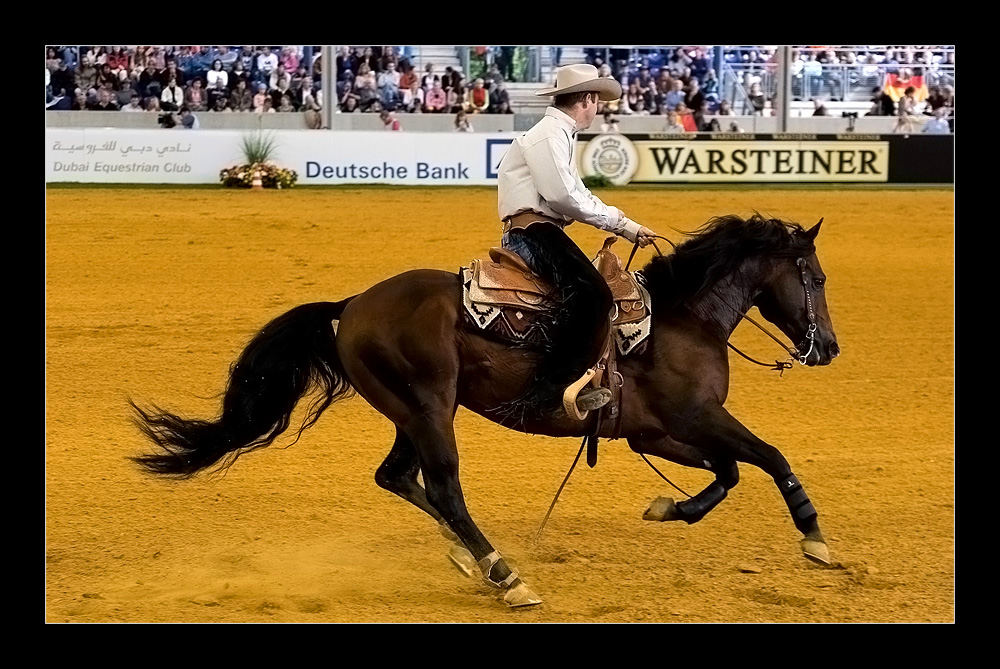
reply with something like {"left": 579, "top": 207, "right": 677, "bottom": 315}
{"left": 129, "top": 213, "right": 839, "bottom": 608}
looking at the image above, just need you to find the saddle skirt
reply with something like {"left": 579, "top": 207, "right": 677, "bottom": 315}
{"left": 460, "top": 236, "right": 653, "bottom": 356}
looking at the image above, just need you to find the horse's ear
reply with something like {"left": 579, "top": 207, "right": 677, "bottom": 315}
{"left": 804, "top": 218, "right": 823, "bottom": 241}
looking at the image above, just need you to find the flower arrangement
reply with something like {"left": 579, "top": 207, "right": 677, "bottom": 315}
{"left": 219, "top": 131, "right": 298, "bottom": 189}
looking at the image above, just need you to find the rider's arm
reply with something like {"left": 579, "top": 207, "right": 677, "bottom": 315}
{"left": 521, "top": 133, "right": 643, "bottom": 242}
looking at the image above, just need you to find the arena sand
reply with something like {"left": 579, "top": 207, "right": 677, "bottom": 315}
{"left": 45, "top": 185, "right": 954, "bottom": 623}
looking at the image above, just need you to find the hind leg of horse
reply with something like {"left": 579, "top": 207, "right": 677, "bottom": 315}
{"left": 628, "top": 435, "right": 739, "bottom": 524}
{"left": 374, "top": 427, "right": 478, "bottom": 577}
{"left": 405, "top": 412, "right": 542, "bottom": 606}
{"left": 673, "top": 404, "right": 830, "bottom": 565}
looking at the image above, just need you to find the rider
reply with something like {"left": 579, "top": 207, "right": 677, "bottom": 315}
{"left": 496, "top": 64, "right": 659, "bottom": 418}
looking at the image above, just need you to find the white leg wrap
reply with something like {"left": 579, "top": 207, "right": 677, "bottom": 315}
{"left": 478, "top": 550, "right": 519, "bottom": 589}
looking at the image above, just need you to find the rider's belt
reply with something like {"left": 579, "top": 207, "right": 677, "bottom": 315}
{"left": 502, "top": 211, "right": 566, "bottom": 234}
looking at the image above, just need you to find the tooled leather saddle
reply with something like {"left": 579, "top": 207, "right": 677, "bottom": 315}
{"left": 460, "top": 236, "right": 653, "bottom": 443}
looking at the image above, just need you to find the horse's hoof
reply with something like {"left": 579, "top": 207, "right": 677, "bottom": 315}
{"left": 447, "top": 544, "right": 477, "bottom": 578}
{"left": 801, "top": 538, "right": 832, "bottom": 565}
{"left": 643, "top": 496, "right": 680, "bottom": 522}
{"left": 503, "top": 581, "right": 543, "bottom": 608}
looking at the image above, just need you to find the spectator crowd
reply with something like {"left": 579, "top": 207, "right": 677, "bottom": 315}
{"left": 581, "top": 45, "right": 955, "bottom": 132}
{"left": 45, "top": 45, "right": 325, "bottom": 127}
{"left": 44, "top": 45, "right": 954, "bottom": 133}
{"left": 333, "top": 46, "right": 514, "bottom": 116}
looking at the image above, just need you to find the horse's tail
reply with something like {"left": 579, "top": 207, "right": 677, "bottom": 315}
{"left": 129, "top": 299, "right": 356, "bottom": 478}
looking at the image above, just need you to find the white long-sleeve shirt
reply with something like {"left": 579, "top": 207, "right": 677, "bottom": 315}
{"left": 497, "top": 106, "right": 642, "bottom": 242}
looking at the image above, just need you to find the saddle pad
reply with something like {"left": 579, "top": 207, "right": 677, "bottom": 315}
{"left": 461, "top": 265, "right": 653, "bottom": 356}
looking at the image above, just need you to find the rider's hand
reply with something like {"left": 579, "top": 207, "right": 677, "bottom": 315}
{"left": 636, "top": 225, "right": 658, "bottom": 248}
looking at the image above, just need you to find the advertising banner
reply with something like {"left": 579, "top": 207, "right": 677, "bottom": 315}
{"left": 46, "top": 128, "right": 520, "bottom": 185}
{"left": 578, "top": 134, "right": 891, "bottom": 183}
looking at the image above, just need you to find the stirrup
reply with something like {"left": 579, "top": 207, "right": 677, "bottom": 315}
{"left": 563, "top": 368, "right": 598, "bottom": 420}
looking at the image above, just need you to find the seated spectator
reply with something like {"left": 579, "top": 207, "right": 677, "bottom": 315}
{"left": 398, "top": 62, "right": 419, "bottom": 93}
{"left": 158, "top": 60, "right": 185, "bottom": 88}
{"left": 447, "top": 84, "right": 462, "bottom": 114}
{"left": 340, "top": 94, "right": 360, "bottom": 113}
{"left": 464, "top": 78, "right": 489, "bottom": 114}
{"left": 237, "top": 46, "right": 255, "bottom": 73}
{"left": 922, "top": 107, "right": 950, "bottom": 134}
{"left": 277, "top": 94, "right": 296, "bottom": 112}
{"left": 745, "top": 82, "right": 766, "bottom": 115}
{"left": 663, "top": 79, "right": 685, "bottom": 111}
{"left": 421, "top": 62, "right": 439, "bottom": 90}
{"left": 217, "top": 46, "right": 238, "bottom": 71}
{"left": 377, "top": 61, "right": 401, "bottom": 110}
{"left": 685, "top": 78, "right": 706, "bottom": 115}
{"left": 71, "top": 90, "right": 88, "bottom": 110}
{"left": 424, "top": 79, "right": 447, "bottom": 113}
{"left": 675, "top": 102, "right": 698, "bottom": 131}
{"left": 256, "top": 46, "right": 279, "bottom": 84}
{"left": 229, "top": 79, "right": 252, "bottom": 112}
{"left": 717, "top": 99, "right": 733, "bottom": 116}
{"left": 454, "top": 110, "right": 473, "bottom": 132}
{"left": 300, "top": 85, "right": 322, "bottom": 128}
{"left": 121, "top": 91, "right": 144, "bottom": 111}
{"left": 354, "top": 63, "right": 378, "bottom": 111}
{"left": 137, "top": 64, "right": 160, "bottom": 99}
{"left": 175, "top": 47, "right": 195, "bottom": 78}
{"left": 486, "top": 80, "right": 508, "bottom": 114}
{"left": 115, "top": 78, "right": 136, "bottom": 107}
{"left": 270, "top": 73, "right": 293, "bottom": 109}
{"left": 280, "top": 46, "right": 300, "bottom": 73}
{"left": 145, "top": 96, "right": 161, "bottom": 112}
{"left": 663, "top": 110, "right": 685, "bottom": 133}
{"left": 207, "top": 59, "right": 228, "bottom": 90}
{"left": 380, "top": 109, "right": 401, "bottom": 131}
{"left": 290, "top": 65, "right": 310, "bottom": 96}
{"left": 252, "top": 83, "right": 269, "bottom": 112}
{"left": 88, "top": 88, "right": 119, "bottom": 111}
{"left": 109, "top": 47, "right": 130, "bottom": 74}
{"left": 184, "top": 79, "right": 207, "bottom": 112}
{"left": 207, "top": 78, "right": 228, "bottom": 109}
{"left": 230, "top": 59, "right": 250, "bottom": 91}
{"left": 402, "top": 80, "right": 424, "bottom": 113}
{"left": 51, "top": 59, "right": 75, "bottom": 100}
{"left": 260, "top": 96, "right": 276, "bottom": 113}
{"left": 75, "top": 59, "right": 98, "bottom": 92}
{"left": 160, "top": 77, "right": 184, "bottom": 111}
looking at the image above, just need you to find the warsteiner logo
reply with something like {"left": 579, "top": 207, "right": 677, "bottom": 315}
{"left": 581, "top": 134, "right": 639, "bottom": 185}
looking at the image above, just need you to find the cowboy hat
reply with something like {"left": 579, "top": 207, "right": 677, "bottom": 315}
{"left": 536, "top": 64, "right": 622, "bottom": 101}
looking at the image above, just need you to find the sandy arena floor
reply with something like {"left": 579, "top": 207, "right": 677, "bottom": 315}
{"left": 44, "top": 185, "right": 954, "bottom": 622}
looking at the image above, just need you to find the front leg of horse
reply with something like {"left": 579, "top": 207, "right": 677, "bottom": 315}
{"left": 677, "top": 405, "right": 832, "bottom": 565}
{"left": 628, "top": 435, "right": 739, "bottom": 524}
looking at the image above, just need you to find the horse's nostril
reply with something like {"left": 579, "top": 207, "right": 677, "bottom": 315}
{"left": 829, "top": 341, "right": 840, "bottom": 357}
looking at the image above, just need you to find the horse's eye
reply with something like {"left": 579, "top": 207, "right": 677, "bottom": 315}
{"left": 813, "top": 277, "right": 825, "bottom": 289}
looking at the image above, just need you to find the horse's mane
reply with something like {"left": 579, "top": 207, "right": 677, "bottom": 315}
{"left": 639, "top": 213, "right": 816, "bottom": 311}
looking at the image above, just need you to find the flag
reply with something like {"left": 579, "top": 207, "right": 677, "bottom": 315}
{"left": 883, "top": 72, "right": 928, "bottom": 102}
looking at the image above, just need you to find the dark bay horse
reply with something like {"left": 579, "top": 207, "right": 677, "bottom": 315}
{"left": 130, "top": 213, "right": 839, "bottom": 607}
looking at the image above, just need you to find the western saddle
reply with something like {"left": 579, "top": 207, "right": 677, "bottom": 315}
{"left": 461, "top": 236, "right": 652, "bottom": 446}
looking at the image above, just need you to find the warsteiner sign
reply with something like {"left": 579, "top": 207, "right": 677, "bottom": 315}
{"left": 579, "top": 134, "right": 890, "bottom": 183}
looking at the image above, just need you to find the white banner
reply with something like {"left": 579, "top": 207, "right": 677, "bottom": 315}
{"left": 45, "top": 128, "right": 520, "bottom": 185}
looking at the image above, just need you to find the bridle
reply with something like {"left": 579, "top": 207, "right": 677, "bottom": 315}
{"left": 625, "top": 236, "right": 821, "bottom": 374}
